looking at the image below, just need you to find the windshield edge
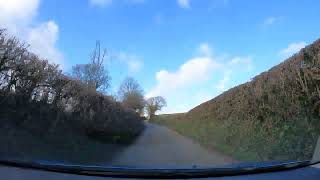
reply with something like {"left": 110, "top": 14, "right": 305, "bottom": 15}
{"left": 0, "top": 159, "right": 317, "bottom": 179}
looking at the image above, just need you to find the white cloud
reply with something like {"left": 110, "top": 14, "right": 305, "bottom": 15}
{"left": 263, "top": 17, "right": 277, "bottom": 26}
{"left": 0, "top": 0, "right": 64, "bottom": 68}
{"left": 0, "top": 0, "right": 39, "bottom": 25}
{"left": 177, "top": 0, "right": 190, "bottom": 9}
{"left": 27, "top": 21, "right": 63, "bottom": 66}
{"left": 216, "top": 70, "right": 231, "bottom": 91}
{"left": 279, "top": 42, "right": 307, "bottom": 58}
{"left": 147, "top": 43, "right": 253, "bottom": 113}
{"left": 117, "top": 52, "right": 143, "bottom": 73}
{"left": 197, "top": 43, "right": 212, "bottom": 57}
{"left": 147, "top": 57, "right": 221, "bottom": 98}
{"left": 90, "top": 0, "right": 112, "bottom": 7}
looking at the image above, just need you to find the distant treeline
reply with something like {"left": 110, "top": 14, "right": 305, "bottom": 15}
{"left": 0, "top": 29, "right": 145, "bottom": 144}
{"left": 153, "top": 39, "right": 320, "bottom": 161}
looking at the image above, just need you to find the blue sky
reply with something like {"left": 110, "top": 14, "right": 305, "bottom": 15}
{"left": 1, "top": 0, "right": 320, "bottom": 113}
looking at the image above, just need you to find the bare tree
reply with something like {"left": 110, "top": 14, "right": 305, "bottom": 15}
{"left": 146, "top": 96, "right": 166, "bottom": 119}
{"left": 71, "top": 41, "right": 111, "bottom": 92}
{"left": 118, "top": 77, "right": 145, "bottom": 115}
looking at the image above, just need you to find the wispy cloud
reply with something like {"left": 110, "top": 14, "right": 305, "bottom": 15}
{"left": 177, "top": 0, "right": 190, "bottom": 9}
{"left": 153, "top": 13, "right": 165, "bottom": 25}
{"left": 207, "top": 0, "right": 229, "bottom": 11}
{"left": 263, "top": 16, "right": 278, "bottom": 26}
{"left": 126, "top": 0, "right": 146, "bottom": 4}
{"left": 90, "top": 0, "right": 113, "bottom": 7}
{"left": 89, "top": 0, "right": 146, "bottom": 7}
{"left": 197, "top": 43, "right": 213, "bottom": 57}
{"left": 279, "top": 42, "right": 307, "bottom": 59}
{"left": 116, "top": 52, "right": 144, "bottom": 73}
{"left": 216, "top": 70, "right": 231, "bottom": 91}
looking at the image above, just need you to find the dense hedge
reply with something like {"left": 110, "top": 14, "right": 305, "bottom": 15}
{"left": 189, "top": 39, "right": 320, "bottom": 161}
{"left": 152, "top": 39, "right": 320, "bottom": 162}
{"left": 0, "top": 30, "right": 144, "bottom": 144}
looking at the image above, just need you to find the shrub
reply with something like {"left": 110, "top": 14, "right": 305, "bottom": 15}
{"left": 0, "top": 29, "right": 144, "bottom": 144}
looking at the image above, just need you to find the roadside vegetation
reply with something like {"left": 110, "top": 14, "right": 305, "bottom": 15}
{"left": 117, "top": 77, "right": 145, "bottom": 116}
{"left": 152, "top": 39, "right": 320, "bottom": 162}
{"left": 145, "top": 96, "right": 167, "bottom": 120}
{"left": 0, "top": 30, "right": 150, "bottom": 163}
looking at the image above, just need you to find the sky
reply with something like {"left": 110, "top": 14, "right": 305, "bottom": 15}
{"left": 0, "top": 0, "right": 320, "bottom": 113}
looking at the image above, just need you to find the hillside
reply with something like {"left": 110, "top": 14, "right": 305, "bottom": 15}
{"left": 152, "top": 39, "right": 320, "bottom": 162}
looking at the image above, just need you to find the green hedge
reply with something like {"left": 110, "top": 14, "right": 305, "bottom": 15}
{"left": 152, "top": 39, "right": 320, "bottom": 162}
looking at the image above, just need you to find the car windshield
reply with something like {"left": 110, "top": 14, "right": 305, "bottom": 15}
{"left": 0, "top": 0, "right": 320, "bottom": 174}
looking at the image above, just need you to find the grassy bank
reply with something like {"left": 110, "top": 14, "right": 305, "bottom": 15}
{"left": 151, "top": 114, "right": 259, "bottom": 162}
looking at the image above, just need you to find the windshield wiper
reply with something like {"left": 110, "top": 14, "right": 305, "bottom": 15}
{"left": 0, "top": 159, "right": 315, "bottom": 179}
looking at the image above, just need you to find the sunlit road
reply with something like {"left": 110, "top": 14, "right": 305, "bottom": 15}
{"left": 110, "top": 123, "right": 237, "bottom": 168}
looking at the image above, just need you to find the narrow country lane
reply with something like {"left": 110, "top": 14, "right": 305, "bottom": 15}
{"left": 110, "top": 123, "right": 237, "bottom": 168}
